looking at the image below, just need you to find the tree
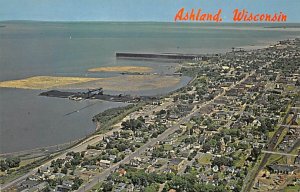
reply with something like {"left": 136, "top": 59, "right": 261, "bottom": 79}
{"left": 145, "top": 184, "right": 159, "bottom": 192}
{"left": 250, "top": 147, "right": 261, "bottom": 160}
{"left": 116, "top": 143, "right": 128, "bottom": 152}
{"left": 0, "top": 160, "right": 8, "bottom": 171}
{"left": 212, "top": 156, "right": 233, "bottom": 167}
{"left": 42, "top": 186, "right": 51, "bottom": 192}
{"left": 65, "top": 162, "right": 71, "bottom": 169}
{"left": 61, "top": 167, "right": 68, "bottom": 174}
{"left": 102, "top": 181, "right": 113, "bottom": 192}
{"left": 151, "top": 132, "right": 158, "bottom": 138}
{"left": 53, "top": 166, "right": 58, "bottom": 173}
{"left": 72, "top": 177, "right": 83, "bottom": 190}
{"left": 5, "top": 157, "right": 20, "bottom": 168}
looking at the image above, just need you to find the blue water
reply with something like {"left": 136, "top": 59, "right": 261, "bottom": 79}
{"left": 0, "top": 22, "right": 299, "bottom": 153}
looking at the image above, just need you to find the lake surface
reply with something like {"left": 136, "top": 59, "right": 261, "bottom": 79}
{"left": 1, "top": 22, "right": 299, "bottom": 153}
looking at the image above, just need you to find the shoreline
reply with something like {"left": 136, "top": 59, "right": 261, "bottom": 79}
{"left": 1, "top": 36, "right": 298, "bottom": 156}
{"left": 0, "top": 38, "right": 279, "bottom": 155}
{"left": 0, "top": 37, "right": 298, "bottom": 190}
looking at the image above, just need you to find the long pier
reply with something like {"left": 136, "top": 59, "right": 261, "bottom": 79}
{"left": 116, "top": 52, "right": 207, "bottom": 60}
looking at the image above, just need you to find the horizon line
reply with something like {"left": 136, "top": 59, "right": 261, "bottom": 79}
{"left": 1, "top": 20, "right": 300, "bottom": 24}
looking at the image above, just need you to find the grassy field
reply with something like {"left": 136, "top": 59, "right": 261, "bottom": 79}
{"left": 88, "top": 66, "right": 152, "bottom": 73}
{"left": 197, "top": 153, "right": 212, "bottom": 165}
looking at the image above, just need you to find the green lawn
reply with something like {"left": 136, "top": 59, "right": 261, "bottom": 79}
{"left": 284, "top": 185, "right": 300, "bottom": 192}
{"left": 266, "top": 154, "right": 284, "bottom": 165}
{"left": 233, "top": 151, "right": 247, "bottom": 167}
{"left": 285, "top": 85, "right": 295, "bottom": 91}
{"left": 163, "top": 144, "right": 173, "bottom": 151}
{"left": 197, "top": 153, "right": 212, "bottom": 165}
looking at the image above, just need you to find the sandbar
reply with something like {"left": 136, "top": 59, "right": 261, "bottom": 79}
{"left": 88, "top": 66, "right": 153, "bottom": 73}
{"left": 0, "top": 76, "right": 100, "bottom": 90}
{"left": 60, "top": 75, "right": 181, "bottom": 91}
{"left": 0, "top": 75, "right": 181, "bottom": 91}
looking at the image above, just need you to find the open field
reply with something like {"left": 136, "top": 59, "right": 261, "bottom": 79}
{"left": 0, "top": 75, "right": 181, "bottom": 91}
{"left": 88, "top": 66, "right": 153, "bottom": 73}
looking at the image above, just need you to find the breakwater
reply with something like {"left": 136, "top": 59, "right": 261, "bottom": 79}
{"left": 116, "top": 52, "right": 207, "bottom": 60}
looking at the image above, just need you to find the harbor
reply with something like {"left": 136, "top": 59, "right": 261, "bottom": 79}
{"left": 39, "top": 88, "right": 159, "bottom": 103}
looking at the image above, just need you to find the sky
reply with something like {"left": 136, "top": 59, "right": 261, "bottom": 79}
{"left": 0, "top": 0, "right": 299, "bottom": 22}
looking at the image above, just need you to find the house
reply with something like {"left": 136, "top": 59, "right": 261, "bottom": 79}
{"left": 177, "top": 104, "right": 194, "bottom": 114}
{"left": 152, "top": 100, "right": 161, "bottom": 105}
{"left": 54, "top": 173, "right": 66, "bottom": 179}
{"left": 146, "top": 165, "right": 156, "bottom": 173}
{"left": 115, "top": 183, "right": 126, "bottom": 192}
{"left": 62, "top": 180, "right": 74, "bottom": 188}
{"left": 56, "top": 184, "right": 72, "bottom": 192}
{"left": 109, "top": 155, "right": 117, "bottom": 161}
{"left": 39, "top": 166, "right": 50, "bottom": 174}
{"left": 294, "top": 155, "right": 300, "bottom": 165}
{"left": 118, "top": 168, "right": 127, "bottom": 176}
{"left": 99, "top": 160, "right": 111, "bottom": 168}
{"left": 20, "top": 180, "right": 39, "bottom": 189}
{"left": 126, "top": 184, "right": 134, "bottom": 192}
{"left": 168, "top": 158, "right": 186, "bottom": 172}
{"left": 20, "top": 182, "right": 48, "bottom": 192}
{"left": 33, "top": 182, "right": 48, "bottom": 192}
{"left": 179, "top": 150, "right": 190, "bottom": 158}
{"left": 83, "top": 165, "right": 98, "bottom": 171}
{"left": 212, "top": 165, "right": 219, "bottom": 172}
{"left": 28, "top": 175, "right": 40, "bottom": 181}
{"left": 267, "top": 164, "right": 297, "bottom": 174}
{"left": 129, "top": 159, "right": 141, "bottom": 167}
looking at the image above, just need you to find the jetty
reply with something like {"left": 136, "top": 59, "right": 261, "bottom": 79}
{"left": 116, "top": 52, "right": 208, "bottom": 61}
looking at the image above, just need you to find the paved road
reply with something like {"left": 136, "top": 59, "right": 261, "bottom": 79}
{"left": 1, "top": 65, "right": 256, "bottom": 192}
{"left": 242, "top": 110, "right": 292, "bottom": 192}
{"left": 281, "top": 125, "right": 300, "bottom": 129}
{"left": 77, "top": 69, "right": 255, "bottom": 191}
{"left": 0, "top": 101, "right": 176, "bottom": 191}
{"left": 0, "top": 127, "right": 128, "bottom": 191}
{"left": 77, "top": 124, "right": 181, "bottom": 192}
{"left": 77, "top": 105, "right": 206, "bottom": 191}
{"left": 178, "top": 152, "right": 203, "bottom": 175}
{"left": 261, "top": 150, "right": 298, "bottom": 157}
